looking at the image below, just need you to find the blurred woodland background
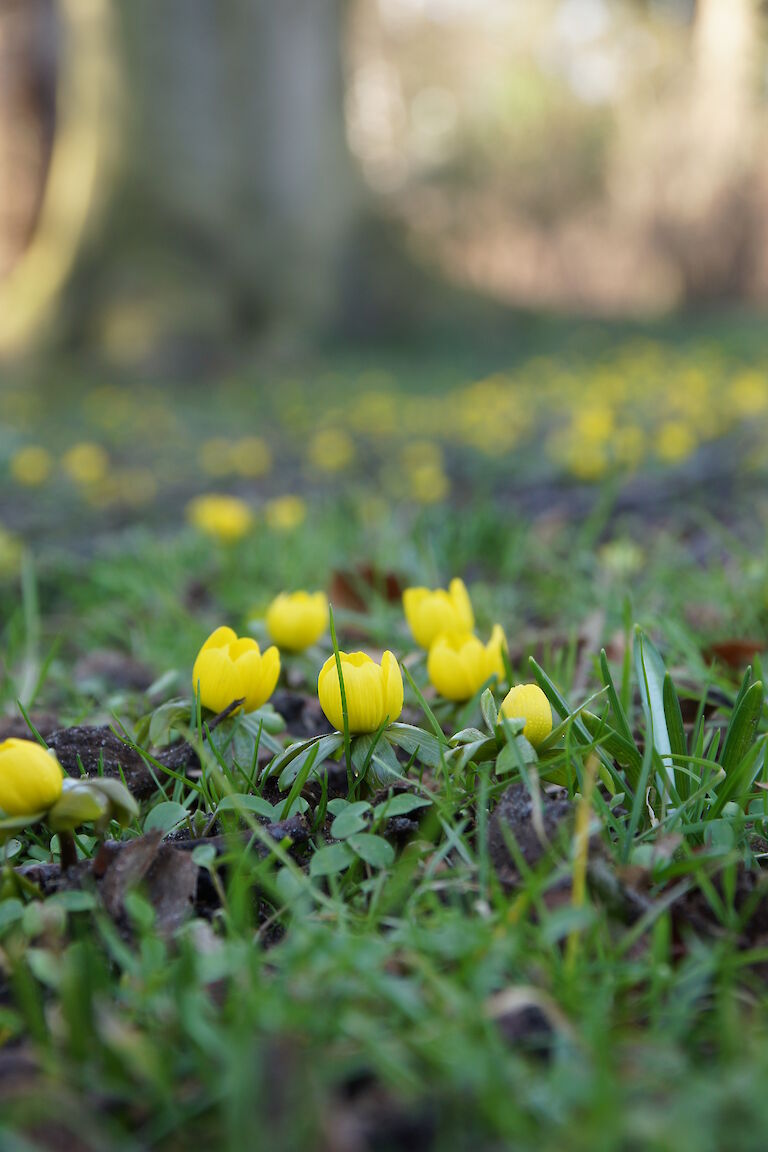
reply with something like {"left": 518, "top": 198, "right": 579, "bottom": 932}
{"left": 0, "top": 0, "right": 766, "bottom": 362}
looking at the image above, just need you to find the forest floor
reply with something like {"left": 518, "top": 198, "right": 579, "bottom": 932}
{"left": 3, "top": 314, "right": 768, "bottom": 1150}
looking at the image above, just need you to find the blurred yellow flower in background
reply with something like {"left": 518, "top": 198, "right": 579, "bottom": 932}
{"left": 192, "top": 626, "right": 280, "bottom": 713}
{"left": 199, "top": 438, "right": 234, "bottom": 477}
{"left": 309, "top": 428, "right": 356, "bottom": 472}
{"left": 264, "top": 495, "right": 306, "bottom": 531}
{"left": 730, "top": 372, "right": 768, "bottom": 417}
{"left": 656, "top": 422, "right": 697, "bottom": 465}
{"left": 318, "top": 650, "right": 403, "bottom": 733}
{"left": 187, "top": 494, "right": 253, "bottom": 542}
{"left": 11, "top": 445, "right": 52, "bottom": 487}
{"left": 427, "top": 625, "right": 506, "bottom": 702}
{"left": 62, "top": 442, "right": 109, "bottom": 486}
{"left": 266, "top": 591, "right": 327, "bottom": 651}
{"left": 499, "top": 683, "right": 553, "bottom": 748}
{"left": 403, "top": 578, "right": 474, "bottom": 649}
{"left": 232, "top": 436, "right": 273, "bottom": 478}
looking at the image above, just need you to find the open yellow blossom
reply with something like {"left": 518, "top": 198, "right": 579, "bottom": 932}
{"left": 0, "top": 739, "right": 63, "bottom": 817}
{"left": 193, "top": 626, "right": 280, "bottom": 713}
{"left": 318, "top": 650, "right": 403, "bottom": 734}
{"left": 499, "top": 683, "right": 552, "bottom": 749}
{"left": 427, "top": 626, "right": 507, "bottom": 702}
{"left": 403, "top": 578, "right": 474, "bottom": 649}
{"left": 62, "top": 442, "right": 109, "bottom": 486}
{"left": 265, "top": 495, "right": 306, "bottom": 532}
{"left": 266, "top": 592, "right": 327, "bottom": 651}
{"left": 11, "top": 445, "right": 52, "bottom": 487}
{"left": 187, "top": 494, "right": 253, "bottom": 543}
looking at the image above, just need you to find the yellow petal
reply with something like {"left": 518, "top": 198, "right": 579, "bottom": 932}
{"left": 448, "top": 578, "right": 475, "bottom": 631}
{"left": 252, "top": 645, "right": 281, "bottom": 710}
{"left": 318, "top": 654, "right": 344, "bottom": 731}
{"left": 427, "top": 636, "right": 474, "bottom": 701}
{"left": 380, "top": 651, "right": 404, "bottom": 725}
{"left": 343, "top": 660, "right": 385, "bottom": 733}
{"left": 486, "top": 624, "right": 508, "bottom": 681}
{"left": 200, "top": 625, "right": 238, "bottom": 653}
{"left": 193, "top": 647, "right": 242, "bottom": 713}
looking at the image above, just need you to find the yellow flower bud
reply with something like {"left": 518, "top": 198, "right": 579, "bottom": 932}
{"left": 192, "top": 626, "right": 280, "bottom": 713}
{"left": 266, "top": 591, "right": 327, "bottom": 652}
{"left": 318, "top": 651, "right": 403, "bottom": 734}
{"left": 0, "top": 739, "right": 63, "bottom": 817}
{"left": 427, "top": 625, "right": 507, "bottom": 702}
{"left": 186, "top": 494, "right": 253, "bottom": 543}
{"left": 403, "top": 578, "right": 474, "bottom": 649}
{"left": 499, "top": 684, "right": 552, "bottom": 748}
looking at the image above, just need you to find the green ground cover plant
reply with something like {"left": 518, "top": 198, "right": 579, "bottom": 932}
{"left": 3, "top": 328, "right": 768, "bottom": 1150}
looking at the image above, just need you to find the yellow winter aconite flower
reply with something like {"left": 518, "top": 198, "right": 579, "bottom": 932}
{"left": 308, "top": 428, "right": 355, "bottom": 473}
{"left": 318, "top": 651, "right": 403, "bottom": 734}
{"left": 264, "top": 495, "right": 306, "bottom": 531}
{"left": 407, "top": 461, "right": 449, "bottom": 504}
{"left": 427, "top": 626, "right": 507, "bottom": 702}
{"left": 62, "top": 442, "right": 109, "bottom": 486}
{"left": 403, "top": 578, "right": 474, "bottom": 649}
{"left": 187, "top": 494, "right": 253, "bottom": 543}
{"left": 266, "top": 591, "right": 327, "bottom": 651}
{"left": 730, "top": 372, "right": 768, "bottom": 417}
{"left": 0, "top": 739, "right": 63, "bottom": 817}
{"left": 10, "top": 445, "right": 52, "bottom": 487}
{"left": 192, "top": 626, "right": 280, "bottom": 714}
{"left": 499, "top": 684, "right": 553, "bottom": 749}
{"left": 655, "top": 422, "right": 696, "bottom": 465}
{"left": 231, "top": 437, "right": 273, "bottom": 478}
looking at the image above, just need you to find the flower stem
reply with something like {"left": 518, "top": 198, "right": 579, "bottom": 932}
{"left": 58, "top": 829, "right": 78, "bottom": 872}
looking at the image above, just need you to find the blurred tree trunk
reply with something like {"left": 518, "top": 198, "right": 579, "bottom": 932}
{"left": 0, "top": 0, "right": 56, "bottom": 281}
{"left": 9, "top": 0, "right": 366, "bottom": 359}
{"left": 661, "top": 0, "right": 759, "bottom": 302}
{"left": 613, "top": 0, "right": 760, "bottom": 306}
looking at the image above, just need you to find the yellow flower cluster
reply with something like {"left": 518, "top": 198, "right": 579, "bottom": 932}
{"left": 191, "top": 580, "right": 552, "bottom": 750}
{"left": 199, "top": 437, "right": 273, "bottom": 479}
{"left": 266, "top": 342, "right": 768, "bottom": 488}
{"left": 404, "top": 578, "right": 508, "bottom": 702}
{"left": 185, "top": 493, "right": 308, "bottom": 543}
